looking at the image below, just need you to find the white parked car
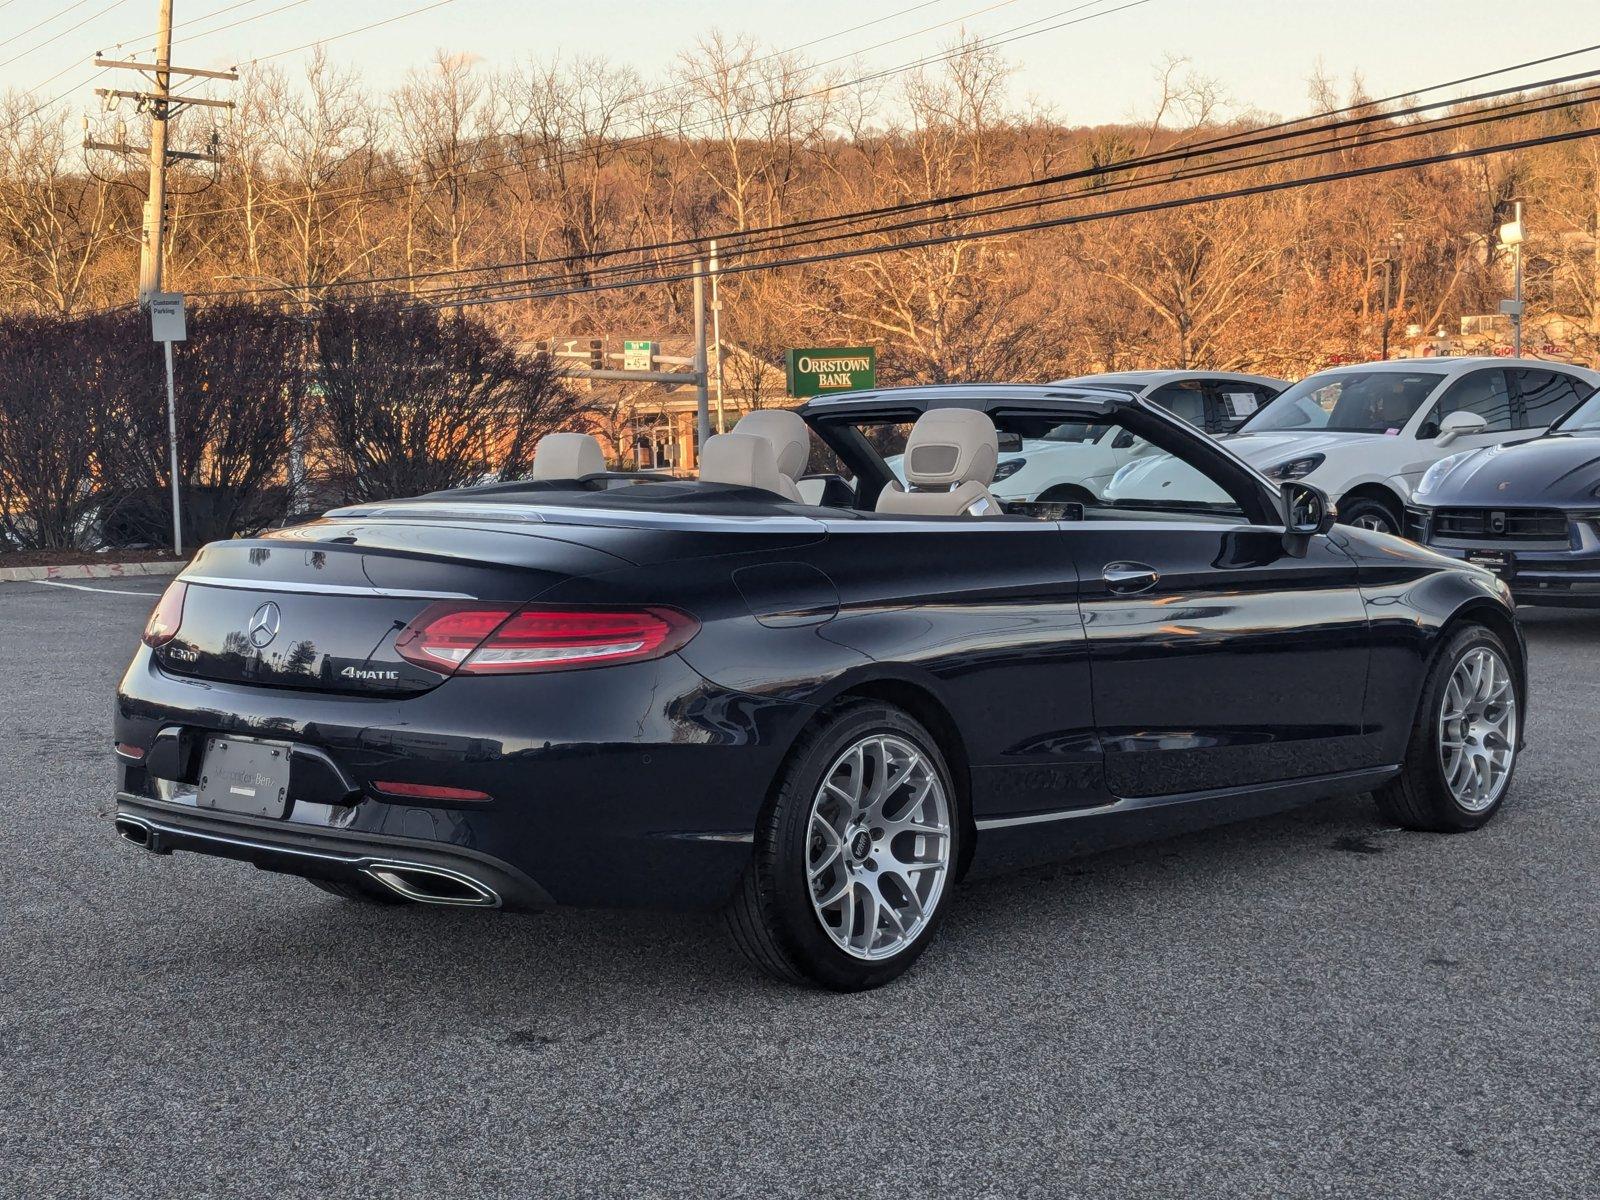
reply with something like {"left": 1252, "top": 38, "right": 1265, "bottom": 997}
{"left": 1104, "top": 358, "right": 1600, "bottom": 532}
{"left": 888, "top": 371, "right": 1287, "bottom": 506}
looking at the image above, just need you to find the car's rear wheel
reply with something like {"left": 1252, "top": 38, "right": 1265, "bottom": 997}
{"left": 725, "top": 701, "right": 961, "bottom": 990}
{"left": 1375, "top": 624, "right": 1520, "bottom": 832}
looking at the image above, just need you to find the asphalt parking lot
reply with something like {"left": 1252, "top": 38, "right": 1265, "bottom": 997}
{"left": 1, "top": 577, "right": 1596, "bottom": 1199}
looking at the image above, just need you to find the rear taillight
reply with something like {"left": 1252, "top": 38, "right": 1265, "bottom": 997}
{"left": 394, "top": 603, "right": 698, "bottom": 676}
{"left": 142, "top": 581, "right": 188, "bottom": 647}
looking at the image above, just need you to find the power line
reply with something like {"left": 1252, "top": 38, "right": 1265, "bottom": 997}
{"left": 191, "top": 48, "right": 1600, "bottom": 300}
{"left": 5, "top": 0, "right": 297, "bottom": 115}
{"left": 406, "top": 123, "right": 1600, "bottom": 312}
{"left": 0, "top": 0, "right": 99, "bottom": 53}
{"left": 0, "top": 0, "right": 137, "bottom": 72}
{"left": 400, "top": 83, "right": 1600, "bottom": 308}
{"left": 389, "top": 71, "right": 1600, "bottom": 299}
{"left": 108, "top": 0, "right": 306, "bottom": 49}
{"left": 176, "top": 0, "right": 1144, "bottom": 222}
{"left": 235, "top": 0, "right": 458, "bottom": 66}
{"left": 192, "top": 81, "right": 1600, "bottom": 316}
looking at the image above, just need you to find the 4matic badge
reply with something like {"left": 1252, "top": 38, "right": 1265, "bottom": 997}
{"left": 341, "top": 666, "right": 400, "bottom": 681}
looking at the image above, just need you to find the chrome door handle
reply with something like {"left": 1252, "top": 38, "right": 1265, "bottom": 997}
{"left": 1102, "top": 562, "right": 1160, "bottom": 594}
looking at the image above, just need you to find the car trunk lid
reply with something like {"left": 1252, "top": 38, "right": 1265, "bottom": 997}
{"left": 157, "top": 524, "right": 632, "bottom": 696}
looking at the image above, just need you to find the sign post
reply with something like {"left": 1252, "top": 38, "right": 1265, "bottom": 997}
{"left": 149, "top": 292, "right": 187, "bottom": 556}
{"left": 785, "top": 347, "right": 876, "bottom": 398}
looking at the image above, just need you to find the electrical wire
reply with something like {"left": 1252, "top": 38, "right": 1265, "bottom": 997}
{"left": 0, "top": 0, "right": 99, "bottom": 53}
{"left": 406, "top": 123, "right": 1600, "bottom": 312}
{"left": 235, "top": 0, "right": 459, "bottom": 67}
{"left": 190, "top": 49, "right": 1600, "bottom": 300}
{"left": 398, "top": 84, "right": 1600, "bottom": 307}
{"left": 177, "top": 0, "right": 1144, "bottom": 222}
{"left": 0, "top": 0, "right": 136, "bottom": 72}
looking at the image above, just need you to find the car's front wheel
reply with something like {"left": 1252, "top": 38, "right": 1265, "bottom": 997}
{"left": 1337, "top": 495, "right": 1402, "bottom": 534}
{"left": 726, "top": 701, "right": 962, "bottom": 990}
{"left": 1375, "top": 624, "right": 1521, "bottom": 831}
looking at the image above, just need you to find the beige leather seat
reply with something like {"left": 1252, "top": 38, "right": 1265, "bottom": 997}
{"left": 875, "top": 409, "right": 1000, "bottom": 517}
{"left": 698, "top": 433, "right": 791, "bottom": 499}
{"left": 729, "top": 410, "right": 808, "bottom": 502}
{"left": 530, "top": 432, "right": 605, "bottom": 480}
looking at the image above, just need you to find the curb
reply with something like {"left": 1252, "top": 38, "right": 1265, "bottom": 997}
{"left": 0, "top": 560, "right": 185, "bottom": 584}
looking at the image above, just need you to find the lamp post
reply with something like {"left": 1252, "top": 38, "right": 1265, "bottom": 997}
{"left": 1498, "top": 202, "right": 1525, "bottom": 358}
{"left": 1378, "top": 232, "right": 1403, "bottom": 361}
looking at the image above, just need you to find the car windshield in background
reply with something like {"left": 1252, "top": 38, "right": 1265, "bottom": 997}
{"left": 1239, "top": 370, "right": 1444, "bottom": 435}
{"left": 1552, "top": 387, "right": 1600, "bottom": 434}
{"left": 1034, "top": 421, "right": 1100, "bottom": 444}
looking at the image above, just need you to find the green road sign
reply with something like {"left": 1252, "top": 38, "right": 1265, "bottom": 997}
{"left": 785, "top": 347, "right": 876, "bottom": 397}
{"left": 623, "top": 339, "right": 653, "bottom": 371}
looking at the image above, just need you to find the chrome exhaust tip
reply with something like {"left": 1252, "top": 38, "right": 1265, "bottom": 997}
{"left": 360, "top": 861, "right": 500, "bottom": 907}
{"left": 114, "top": 816, "right": 153, "bottom": 848}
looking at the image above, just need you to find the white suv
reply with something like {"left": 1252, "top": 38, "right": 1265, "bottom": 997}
{"left": 1104, "top": 358, "right": 1600, "bottom": 532}
{"left": 883, "top": 371, "right": 1286, "bottom": 506}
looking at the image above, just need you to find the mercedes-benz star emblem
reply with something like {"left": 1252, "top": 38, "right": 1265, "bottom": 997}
{"left": 247, "top": 601, "right": 281, "bottom": 649}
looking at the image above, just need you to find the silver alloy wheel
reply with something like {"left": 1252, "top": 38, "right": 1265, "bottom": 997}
{"left": 806, "top": 733, "right": 951, "bottom": 960}
{"left": 1349, "top": 512, "right": 1394, "bottom": 532}
{"left": 1438, "top": 646, "right": 1518, "bottom": 812}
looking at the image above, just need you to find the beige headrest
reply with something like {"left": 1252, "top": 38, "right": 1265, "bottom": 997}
{"left": 902, "top": 409, "right": 998, "bottom": 488}
{"left": 698, "top": 433, "right": 786, "bottom": 497}
{"left": 732, "top": 409, "right": 810, "bottom": 481}
{"left": 530, "top": 432, "right": 605, "bottom": 480}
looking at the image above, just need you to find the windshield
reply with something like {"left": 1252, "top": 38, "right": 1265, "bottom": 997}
{"left": 1552, "top": 385, "right": 1600, "bottom": 433}
{"left": 1239, "top": 369, "right": 1444, "bottom": 435}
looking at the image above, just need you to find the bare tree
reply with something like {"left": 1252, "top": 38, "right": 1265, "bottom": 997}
{"left": 312, "top": 300, "right": 581, "bottom": 501}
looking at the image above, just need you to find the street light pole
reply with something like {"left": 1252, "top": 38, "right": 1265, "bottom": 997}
{"left": 1380, "top": 256, "right": 1394, "bottom": 360}
{"left": 1499, "top": 201, "right": 1525, "bottom": 358}
{"left": 1511, "top": 201, "right": 1524, "bottom": 358}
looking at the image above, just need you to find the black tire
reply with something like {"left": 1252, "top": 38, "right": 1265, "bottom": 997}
{"left": 1375, "top": 623, "right": 1521, "bottom": 832}
{"left": 725, "top": 701, "right": 963, "bottom": 991}
{"left": 308, "top": 876, "right": 411, "bottom": 905}
{"left": 1337, "top": 495, "right": 1402, "bottom": 534}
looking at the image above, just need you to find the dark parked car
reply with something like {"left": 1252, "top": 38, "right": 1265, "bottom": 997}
{"left": 114, "top": 385, "right": 1524, "bottom": 990}
{"left": 1406, "top": 378, "right": 1600, "bottom": 606}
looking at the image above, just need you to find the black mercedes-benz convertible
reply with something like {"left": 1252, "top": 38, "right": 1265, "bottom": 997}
{"left": 113, "top": 384, "right": 1525, "bottom": 990}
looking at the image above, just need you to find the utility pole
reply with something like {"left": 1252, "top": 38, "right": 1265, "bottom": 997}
{"left": 692, "top": 258, "right": 711, "bottom": 454}
{"left": 86, "top": 0, "right": 236, "bottom": 306}
{"left": 83, "top": 2, "right": 236, "bottom": 555}
{"left": 709, "top": 239, "right": 726, "bottom": 434}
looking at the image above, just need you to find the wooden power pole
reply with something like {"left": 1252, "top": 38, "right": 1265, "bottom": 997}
{"left": 85, "top": 0, "right": 236, "bottom": 306}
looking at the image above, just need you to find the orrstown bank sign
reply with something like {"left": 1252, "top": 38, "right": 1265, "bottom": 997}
{"left": 785, "top": 347, "right": 876, "bottom": 397}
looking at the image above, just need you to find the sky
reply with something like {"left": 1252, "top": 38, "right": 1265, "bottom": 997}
{"left": 6, "top": 0, "right": 1599, "bottom": 127}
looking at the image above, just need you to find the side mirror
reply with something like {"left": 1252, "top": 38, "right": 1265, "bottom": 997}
{"left": 1435, "top": 410, "right": 1487, "bottom": 446}
{"left": 997, "top": 430, "right": 1023, "bottom": 453}
{"left": 1281, "top": 481, "right": 1337, "bottom": 538}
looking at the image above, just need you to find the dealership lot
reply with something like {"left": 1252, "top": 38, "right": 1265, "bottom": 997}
{"left": 2, "top": 579, "right": 1596, "bottom": 1198}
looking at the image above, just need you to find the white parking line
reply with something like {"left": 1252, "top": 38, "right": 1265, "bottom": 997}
{"left": 29, "top": 580, "right": 161, "bottom": 597}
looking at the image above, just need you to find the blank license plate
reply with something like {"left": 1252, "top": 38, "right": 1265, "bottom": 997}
{"left": 1465, "top": 549, "right": 1514, "bottom": 578}
{"left": 198, "top": 738, "right": 291, "bottom": 818}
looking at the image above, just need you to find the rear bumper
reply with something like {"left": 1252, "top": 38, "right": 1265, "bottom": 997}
{"left": 114, "top": 792, "right": 554, "bottom": 909}
{"left": 114, "top": 646, "right": 816, "bottom": 910}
